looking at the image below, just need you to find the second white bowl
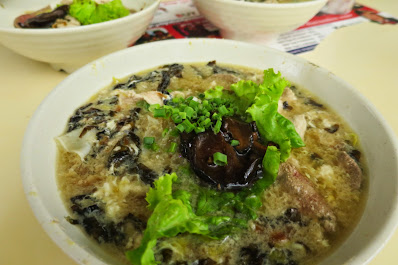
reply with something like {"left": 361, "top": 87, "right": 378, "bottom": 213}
{"left": 193, "top": 0, "right": 328, "bottom": 43}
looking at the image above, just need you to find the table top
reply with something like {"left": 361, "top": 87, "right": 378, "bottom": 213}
{"left": 1, "top": 0, "right": 397, "bottom": 264}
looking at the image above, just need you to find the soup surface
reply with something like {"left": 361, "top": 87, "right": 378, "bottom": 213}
{"left": 56, "top": 62, "right": 367, "bottom": 265}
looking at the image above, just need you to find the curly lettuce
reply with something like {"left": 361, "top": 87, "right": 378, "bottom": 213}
{"left": 69, "top": 0, "right": 130, "bottom": 25}
{"left": 126, "top": 173, "right": 230, "bottom": 265}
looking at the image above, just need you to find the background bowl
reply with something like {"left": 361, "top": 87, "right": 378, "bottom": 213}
{"left": 193, "top": 0, "right": 328, "bottom": 43}
{"left": 21, "top": 38, "right": 398, "bottom": 265}
{"left": 0, "top": 0, "right": 159, "bottom": 73}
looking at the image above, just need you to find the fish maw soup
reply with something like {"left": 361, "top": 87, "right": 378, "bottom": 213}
{"left": 56, "top": 62, "right": 367, "bottom": 265}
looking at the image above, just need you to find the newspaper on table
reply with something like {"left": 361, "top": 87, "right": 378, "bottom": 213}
{"left": 134, "top": 0, "right": 397, "bottom": 55}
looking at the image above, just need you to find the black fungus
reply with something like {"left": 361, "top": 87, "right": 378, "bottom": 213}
{"left": 348, "top": 149, "right": 361, "bottom": 162}
{"left": 207, "top": 60, "right": 241, "bottom": 75}
{"left": 107, "top": 131, "right": 141, "bottom": 175}
{"left": 17, "top": 5, "right": 69, "bottom": 28}
{"left": 158, "top": 71, "right": 171, "bottom": 94}
{"left": 136, "top": 163, "right": 159, "bottom": 186}
{"left": 239, "top": 245, "right": 268, "bottom": 265}
{"left": 310, "top": 153, "right": 324, "bottom": 167}
{"left": 68, "top": 195, "right": 146, "bottom": 246}
{"left": 163, "top": 63, "right": 184, "bottom": 78}
{"left": 123, "top": 213, "right": 146, "bottom": 231}
{"left": 324, "top": 124, "right": 339, "bottom": 134}
{"left": 284, "top": 208, "right": 301, "bottom": 223}
{"left": 157, "top": 64, "right": 184, "bottom": 94}
{"left": 283, "top": 101, "right": 293, "bottom": 110}
{"left": 305, "top": 98, "right": 323, "bottom": 108}
{"left": 112, "top": 72, "right": 160, "bottom": 90}
{"left": 68, "top": 195, "right": 124, "bottom": 244}
{"left": 198, "top": 259, "right": 218, "bottom": 265}
{"left": 161, "top": 249, "right": 173, "bottom": 263}
{"left": 310, "top": 153, "right": 322, "bottom": 160}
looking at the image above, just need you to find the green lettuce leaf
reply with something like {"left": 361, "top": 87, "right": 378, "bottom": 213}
{"left": 69, "top": 0, "right": 130, "bottom": 25}
{"left": 126, "top": 173, "right": 230, "bottom": 265}
{"left": 234, "top": 69, "right": 305, "bottom": 161}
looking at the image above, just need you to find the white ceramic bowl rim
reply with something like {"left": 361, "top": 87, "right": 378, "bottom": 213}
{"left": 21, "top": 38, "right": 398, "bottom": 265}
{"left": 200, "top": 0, "right": 327, "bottom": 9}
{"left": 0, "top": 0, "right": 159, "bottom": 34}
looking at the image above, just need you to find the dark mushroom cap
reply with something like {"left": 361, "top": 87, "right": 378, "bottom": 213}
{"left": 180, "top": 117, "right": 267, "bottom": 190}
{"left": 15, "top": 5, "right": 69, "bottom": 29}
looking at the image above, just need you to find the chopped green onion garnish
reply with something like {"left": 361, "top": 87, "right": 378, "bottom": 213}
{"left": 176, "top": 124, "right": 185, "bottom": 133}
{"left": 171, "top": 113, "right": 183, "bottom": 123}
{"left": 168, "top": 142, "right": 178, "bottom": 153}
{"left": 181, "top": 119, "right": 195, "bottom": 133}
{"left": 189, "top": 100, "right": 199, "bottom": 110}
{"left": 153, "top": 108, "right": 166, "bottom": 118}
{"left": 136, "top": 100, "right": 150, "bottom": 110}
{"left": 149, "top": 104, "right": 160, "bottom": 112}
{"left": 213, "top": 119, "right": 222, "bottom": 134}
{"left": 179, "top": 112, "right": 187, "bottom": 120}
{"left": 218, "top": 105, "right": 228, "bottom": 115}
{"left": 212, "top": 113, "right": 220, "bottom": 120}
{"left": 213, "top": 152, "right": 227, "bottom": 166}
{"left": 143, "top": 137, "right": 155, "bottom": 145}
{"left": 231, "top": 140, "right": 240, "bottom": 146}
{"left": 194, "top": 127, "right": 205, "bottom": 134}
{"left": 170, "top": 128, "right": 180, "bottom": 137}
{"left": 184, "top": 106, "right": 195, "bottom": 119}
{"left": 162, "top": 128, "right": 169, "bottom": 137}
{"left": 143, "top": 137, "right": 159, "bottom": 151}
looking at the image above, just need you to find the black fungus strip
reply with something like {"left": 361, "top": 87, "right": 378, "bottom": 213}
{"left": 19, "top": 5, "right": 69, "bottom": 28}
{"left": 283, "top": 101, "right": 293, "bottom": 110}
{"left": 68, "top": 195, "right": 146, "bottom": 246}
{"left": 239, "top": 245, "right": 268, "bottom": 265}
{"left": 305, "top": 98, "right": 324, "bottom": 108}
{"left": 157, "top": 64, "right": 184, "bottom": 94}
{"left": 207, "top": 60, "right": 241, "bottom": 75}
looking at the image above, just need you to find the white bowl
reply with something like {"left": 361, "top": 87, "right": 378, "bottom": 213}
{"left": 21, "top": 38, "right": 398, "bottom": 265}
{"left": 193, "top": 0, "right": 328, "bottom": 43}
{"left": 0, "top": 0, "right": 159, "bottom": 73}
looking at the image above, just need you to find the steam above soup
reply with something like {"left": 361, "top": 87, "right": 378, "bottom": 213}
{"left": 56, "top": 62, "right": 367, "bottom": 265}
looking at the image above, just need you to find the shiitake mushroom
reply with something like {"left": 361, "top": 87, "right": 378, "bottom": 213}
{"left": 180, "top": 117, "right": 268, "bottom": 190}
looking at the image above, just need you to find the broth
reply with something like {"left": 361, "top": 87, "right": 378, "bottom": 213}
{"left": 56, "top": 62, "right": 367, "bottom": 265}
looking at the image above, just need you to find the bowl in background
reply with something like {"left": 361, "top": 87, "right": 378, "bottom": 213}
{"left": 21, "top": 38, "right": 398, "bottom": 265}
{"left": 0, "top": 0, "right": 159, "bottom": 73}
{"left": 193, "top": 0, "right": 328, "bottom": 43}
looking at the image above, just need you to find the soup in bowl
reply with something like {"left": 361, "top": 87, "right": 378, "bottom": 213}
{"left": 21, "top": 39, "right": 398, "bottom": 265}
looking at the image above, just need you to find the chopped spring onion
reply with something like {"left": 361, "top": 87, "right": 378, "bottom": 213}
{"left": 213, "top": 152, "right": 227, "bottom": 166}
{"left": 181, "top": 119, "right": 195, "bottom": 133}
{"left": 153, "top": 108, "right": 166, "bottom": 118}
{"left": 184, "top": 106, "right": 195, "bottom": 119}
{"left": 213, "top": 120, "right": 222, "bottom": 134}
{"left": 218, "top": 105, "right": 229, "bottom": 115}
{"left": 231, "top": 140, "right": 240, "bottom": 146}
{"left": 176, "top": 124, "right": 185, "bottom": 133}
{"left": 143, "top": 137, "right": 158, "bottom": 151}
{"left": 162, "top": 128, "right": 169, "bottom": 137}
{"left": 168, "top": 142, "right": 178, "bottom": 153}
{"left": 143, "top": 137, "right": 155, "bottom": 145}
